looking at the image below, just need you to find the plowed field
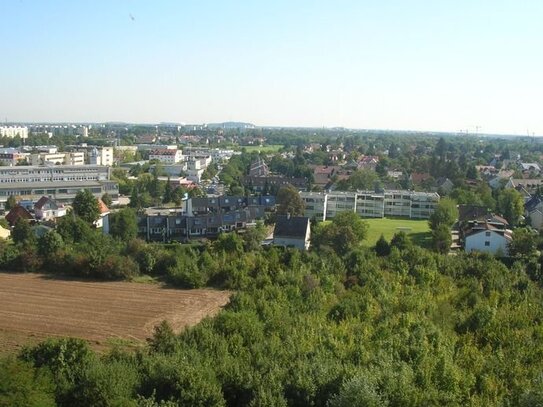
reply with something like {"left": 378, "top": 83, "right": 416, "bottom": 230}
{"left": 0, "top": 273, "right": 230, "bottom": 352}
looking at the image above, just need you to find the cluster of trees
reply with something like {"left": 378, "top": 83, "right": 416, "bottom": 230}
{"left": 2, "top": 231, "right": 543, "bottom": 405}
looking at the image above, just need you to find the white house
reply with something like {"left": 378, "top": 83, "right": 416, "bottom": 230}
{"left": 149, "top": 149, "right": 184, "bottom": 164}
{"left": 94, "top": 199, "right": 110, "bottom": 234}
{"left": 273, "top": 215, "right": 311, "bottom": 250}
{"left": 34, "top": 196, "right": 67, "bottom": 221}
{"left": 464, "top": 226, "right": 511, "bottom": 256}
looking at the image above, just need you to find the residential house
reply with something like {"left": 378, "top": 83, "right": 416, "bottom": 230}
{"left": 138, "top": 206, "right": 268, "bottom": 242}
{"left": 525, "top": 195, "right": 543, "bottom": 230}
{"left": 464, "top": 223, "right": 512, "bottom": 256}
{"left": 519, "top": 162, "right": 541, "bottom": 175}
{"left": 242, "top": 175, "right": 307, "bottom": 193}
{"left": 410, "top": 172, "right": 432, "bottom": 185}
{"left": 149, "top": 149, "right": 184, "bottom": 164}
{"left": 357, "top": 156, "right": 379, "bottom": 171}
{"left": 505, "top": 178, "right": 543, "bottom": 200}
{"left": 248, "top": 157, "right": 270, "bottom": 177}
{"left": 273, "top": 214, "right": 311, "bottom": 250}
{"left": 34, "top": 196, "right": 67, "bottom": 221}
{"left": 457, "top": 205, "right": 512, "bottom": 256}
{"left": 5, "top": 205, "right": 34, "bottom": 226}
{"left": 435, "top": 177, "right": 454, "bottom": 194}
{"left": 94, "top": 199, "right": 110, "bottom": 234}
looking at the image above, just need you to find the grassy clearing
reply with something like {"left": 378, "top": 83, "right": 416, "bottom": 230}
{"left": 362, "top": 217, "right": 431, "bottom": 248}
{"left": 239, "top": 144, "right": 284, "bottom": 153}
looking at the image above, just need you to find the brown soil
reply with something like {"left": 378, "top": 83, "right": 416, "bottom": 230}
{"left": 0, "top": 273, "right": 230, "bottom": 353}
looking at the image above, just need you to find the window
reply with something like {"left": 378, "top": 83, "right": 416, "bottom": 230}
{"left": 485, "top": 241, "right": 490, "bottom": 246}
{"left": 485, "top": 231, "right": 491, "bottom": 236}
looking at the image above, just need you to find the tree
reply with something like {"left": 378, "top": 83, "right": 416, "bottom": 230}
{"left": 374, "top": 234, "right": 391, "bottom": 256}
{"left": 109, "top": 208, "right": 138, "bottom": 242}
{"left": 277, "top": 185, "right": 305, "bottom": 216}
{"left": 432, "top": 224, "right": 452, "bottom": 254}
{"left": 101, "top": 193, "right": 112, "bottom": 207}
{"left": 37, "top": 231, "right": 64, "bottom": 258}
{"left": 0, "top": 357, "right": 56, "bottom": 407}
{"left": 509, "top": 228, "right": 538, "bottom": 258}
{"left": 314, "top": 212, "right": 368, "bottom": 255}
{"left": 498, "top": 188, "right": 524, "bottom": 226}
{"left": 429, "top": 198, "right": 458, "bottom": 230}
{"left": 72, "top": 190, "right": 100, "bottom": 224}
{"left": 163, "top": 178, "right": 173, "bottom": 204}
{"left": 390, "top": 231, "right": 411, "bottom": 251}
{"left": 147, "top": 320, "right": 178, "bottom": 354}
{"left": 11, "top": 218, "right": 35, "bottom": 246}
{"left": 5, "top": 195, "right": 18, "bottom": 211}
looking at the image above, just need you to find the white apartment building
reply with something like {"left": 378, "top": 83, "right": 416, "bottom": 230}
{"left": 0, "top": 126, "right": 28, "bottom": 139}
{"left": 89, "top": 147, "right": 114, "bottom": 166}
{"left": 149, "top": 148, "right": 184, "bottom": 164}
{"left": 30, "top": 152, "right": 85, "bottom": 166}
{"left": 0, "top": 165, "right": 117, "bottom": 209}
{"left": 301, "top": 190, "right": 439, "bottom": 220}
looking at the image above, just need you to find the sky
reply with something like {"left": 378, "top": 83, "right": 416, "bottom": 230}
{"left": 1, "top": 0, "right": 542, "bottom": 135}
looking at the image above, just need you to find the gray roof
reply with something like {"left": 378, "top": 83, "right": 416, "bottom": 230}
{"left": 274, "top": 215, "right": 310, "bottom": 239}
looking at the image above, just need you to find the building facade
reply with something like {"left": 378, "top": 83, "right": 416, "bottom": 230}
{"left": 301, "top": 190, "right": 439, "bottom": 220}
{"left": 0, "top": 165, "right": 117, "bottom": 209}
{"left": 0, "top": 126, "right": 28, "bottom": 139}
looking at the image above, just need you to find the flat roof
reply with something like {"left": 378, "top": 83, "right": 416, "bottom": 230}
{"left": 0, "top": 180, "right": 105, "bottom": 189}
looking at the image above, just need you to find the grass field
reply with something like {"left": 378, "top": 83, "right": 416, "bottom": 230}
{"left": 239, "top": 144, "right": 284, "bottom": 153}
{"left": 0, "top": 273, "right": 230, "bottom": 354}
{"left": 362, "top": 217, "right": 431, "bottom": 248}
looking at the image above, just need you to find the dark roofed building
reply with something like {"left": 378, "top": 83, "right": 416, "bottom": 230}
{"left": 273, "top": 214, "right": 311, "bottom": 250}
{"left": 5, "top": 205, "right": 34, "bottom": 226}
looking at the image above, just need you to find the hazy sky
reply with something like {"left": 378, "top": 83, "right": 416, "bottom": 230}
{"left": 1, "top": 1, "right": 542, "bottom": 134}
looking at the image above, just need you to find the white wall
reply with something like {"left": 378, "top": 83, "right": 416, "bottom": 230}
{"left": 465, "top": 230, "right": 509, "bottom": 256}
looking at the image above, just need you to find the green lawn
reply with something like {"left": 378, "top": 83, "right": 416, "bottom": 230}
{"left": 362, "top": 217, "right": 431, "bottom": 248}
{"left": 239, "top": 144, "right": 284, "bottom": 153}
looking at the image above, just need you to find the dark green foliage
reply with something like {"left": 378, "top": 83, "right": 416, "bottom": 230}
{"left": 110, "top": 207, "right": 138, "bottom": 242}
{"left": 101, "top": 192, "right": 113, "bottom": 207}
{"left": 313, "top": 211, "right": 368, "bottom": 255}
{"left": 390, "top": 231, "right": 411, "bottom": 251}
{"left": 428, "top": 197, "right": 458, "bottom": 230}
{"left": 37, "top": 231, "right": 64, "bottom": 258}
{"left": 498, "top": 188, "right": 524, "bottom": 226}
{"left": 0, "top": 357, "right": 55, "bottom": 407}
{"left": 5, "top": 195, "right": 18, "bottom": 211}
{"left": 432, "top": 224, "right": 452, "bottom": 254}
{"left": 374, "top": 234, "right": 391, "bottom": 256}
{"left": 11, "top": 218, "right": 35, "bottom": 246}
{"left": 72, "top": 190, "right": 101, "bottom": 224}
{"left": 276, "top": 185, "right": 305, "bottom": 216}
{"left": 148, "top": 321, "right": 178, "bottom": 355}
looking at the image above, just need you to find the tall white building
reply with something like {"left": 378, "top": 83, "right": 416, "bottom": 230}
{"left": 89, "top": 147, "right": 114, "bottom": 166}
{"left": 0, "top": 126, "right": 28, "bottom": 139}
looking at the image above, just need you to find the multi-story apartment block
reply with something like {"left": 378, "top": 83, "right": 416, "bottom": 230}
{"left": 149, "top": 148, "right": 184, "bottom": 164}
{"left": 0, "top": 126, "right": 28, "bottom": 139}
{"left": 30, "top": 152, "right": 85, "bottom": 166}
{"left": 0, "top": 165, "right": 118, "bottom": 209}
{"left": 300, "top": 192, "right": 327, "bottom": 222}
{"left": 301, "top": 190, "right": 439, "bottom": 221}
{"left": 89, "top": 147, "right": 114, "bottom": 166}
